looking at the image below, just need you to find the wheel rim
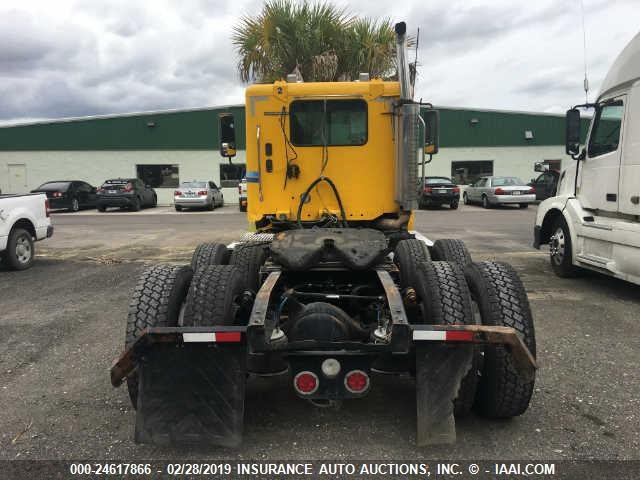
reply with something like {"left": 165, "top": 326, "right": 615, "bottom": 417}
{"left": 482, "top": 196, "right": 487, "bottom": 208}
{"left": 15, "top": 235, "right": 32, "bottom": 264}
{"left": 72, "top": 199, "right": 79, "bottom": 211}
{"left": 463, "top": 193, "right": 468, "bottom": 204}
{"left": 549, "top": 227, "right": 566, "bottom": 265}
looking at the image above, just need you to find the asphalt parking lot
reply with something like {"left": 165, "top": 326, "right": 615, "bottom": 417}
{"left": 1, "top": 204, "right": 639, "bottom": 461}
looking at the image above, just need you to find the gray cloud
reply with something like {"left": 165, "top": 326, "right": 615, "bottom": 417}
{"left": 0, "top": 0, "right": 638, "bottom": 124}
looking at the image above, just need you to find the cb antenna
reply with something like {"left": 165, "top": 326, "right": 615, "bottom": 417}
{"left": 580, "top": 0, "right": 589, "bottom": 103}
{"left": 409, "top": 27, "right": 420, "bottom": 94}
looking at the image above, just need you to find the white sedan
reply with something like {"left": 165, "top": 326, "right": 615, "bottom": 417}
{"left": 463, "top": 176, "right": 536, "bottom": 209}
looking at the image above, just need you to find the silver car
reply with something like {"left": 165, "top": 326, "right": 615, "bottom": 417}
{"left": 463, "top": 176, "right": 535, "bottom": 209}
{"left": 174, "top": 181, "right": 224, "bottom": 211}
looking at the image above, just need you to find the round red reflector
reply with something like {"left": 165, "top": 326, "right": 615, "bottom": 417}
{"left": 294, "top": 372, "right": 318, "bottom": 395}
{"left": 345, "top": 370, "right": 369, "bottom": 393}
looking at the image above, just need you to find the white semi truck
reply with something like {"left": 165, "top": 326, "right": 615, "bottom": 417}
{"left": 534, "top": 31, "right": 640, "bottom": 285}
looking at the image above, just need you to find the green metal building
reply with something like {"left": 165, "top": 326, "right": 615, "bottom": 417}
{"left": 0, "top": 105, "right": 588, "bottom": 204}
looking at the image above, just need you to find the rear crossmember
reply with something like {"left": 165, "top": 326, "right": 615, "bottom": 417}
{"left": 110, "top": 323, "right": 536, "bottom": 446}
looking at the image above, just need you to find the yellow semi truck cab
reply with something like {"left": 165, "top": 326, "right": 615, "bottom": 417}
{"left": 244, "top": 79, "right": 401, "bottom": 227}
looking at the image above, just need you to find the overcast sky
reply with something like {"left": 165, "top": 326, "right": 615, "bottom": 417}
{"left": 0, "top": 0, "right": 638, "bottom": 125}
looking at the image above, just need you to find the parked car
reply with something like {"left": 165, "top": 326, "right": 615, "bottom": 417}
{"left": 529, "top": 170, "right": 559, "bottom": 201}
{"left": 418, "top": 176, "right": 460, "bottom": 209}
{"left": 174, "top": 181, "right": 224, "bottom": 211}
{"left": 463, "top": 176, "right": 535, "bottom": 209}
{"left": 0, "top": 193, "right": 53, "bottom": 270}
{"left": 96, "top": 178, "right": 157, "bottom": 212}
{"left": 238, "top": 178, "right": 247, "bottom": 212}
{"left": 30, "top": 180, "right": 97, "bottom": 212}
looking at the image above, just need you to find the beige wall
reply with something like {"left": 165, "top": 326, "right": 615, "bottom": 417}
{"left": 0, "top": 145, "right": 571, "bottom": 204}
{"left": 0, "top": 150, "right": 247, "bottom": 205}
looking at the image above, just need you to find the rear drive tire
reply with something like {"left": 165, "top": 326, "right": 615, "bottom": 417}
{"left": 5, "top": 228, "right": 34, "bottom": 270}
{"left": 182, "top": 265, "right": 246, "bottom": 326}
{"left": 394, "top": 239, "right": 431, "bottom": 289}
{"left": 414, "top": 261, "right": 477, "bottom": 416}
{"left": 191, "top": 242, "right": 229, "bottom": 271}
{"left": 125, "top": 264, "right": 193, "bottom": 409}
{"left": 464, "top": 261, "right": 536, "bottom": 418}
{"left": 229, "top": 243, "right": 268, "bottom": 292}
{"left": 430, "top": 239, "right": 472, "bottom": 265}
{"left": 549, "top": 216, "right": 580, "bottom": 278}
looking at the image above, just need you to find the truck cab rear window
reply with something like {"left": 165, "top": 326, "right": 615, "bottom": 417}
{"left": 290, "top": 99, "right": 367, "bottom": 146}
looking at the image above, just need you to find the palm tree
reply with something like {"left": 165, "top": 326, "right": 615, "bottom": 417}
{"left": 232, "top": 0, "right": 400, "bottom": 83}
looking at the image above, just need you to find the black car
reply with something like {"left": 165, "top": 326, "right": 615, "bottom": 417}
{"left": 529, "top": 170, "right": 559, "bottom": 201}
{"left": 97, "top": 178, "right": 157, "bottom": 212}
{"left": 31, "top": 180, "right": 97, "bottom": 212}
{"left": 418, "top": 176, "right": 460, "bottom": 209}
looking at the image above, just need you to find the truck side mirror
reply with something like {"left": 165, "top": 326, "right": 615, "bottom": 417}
{"left": 218, "top": 113, "right": 237, "bottom": 158}
{"left": 565, "top": 108, "right": 581, "bottom": 156}
{"left": 422, "top": 109, "right": 440, "bottom": 155}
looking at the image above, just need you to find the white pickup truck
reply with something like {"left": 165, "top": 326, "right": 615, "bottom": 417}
{"left": 0, "top": 193, "right": 54, "bottom": 270}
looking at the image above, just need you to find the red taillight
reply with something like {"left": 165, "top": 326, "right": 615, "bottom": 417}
{"left": 45, "top": 199, "right": 50, "bottom": 217}
{"left": 174, "top": 190, "right": 182, "bottom": 196}
{"left": 344, "top": 370, "right": 370, "bottom": 394}
{"left": 197, "top": 190, "right": 208, "bottom": 196}
{"left": 453, "top": 186, "right": 460, "bottom": 193}
{"left": 123, "top": 183, "right": 133, "bottom": 192}
{"left": 423, "top": 187, "right": 433, "bottom": 193}
{"left": 494, "top": 187, "right": 506, "bottom": 195}
{"left": 529, "top": 187, "right": 536, "bottom": 194}
{"left": 294, "top": 371, "right": 319, "bottom": 395}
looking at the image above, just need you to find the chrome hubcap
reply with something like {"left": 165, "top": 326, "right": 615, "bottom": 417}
{"left": 15, "top": 236, "right": 32, "bottom": 263}
{"left": 549, "top": 227, "right": 565, "bottom": 265}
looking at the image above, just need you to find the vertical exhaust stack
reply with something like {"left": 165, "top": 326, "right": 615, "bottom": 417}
{"left": 394, "top": 22, "right": 419, "bottom": 211}
{"left": 395, "top": 22, "right": 412, "bottom": 101}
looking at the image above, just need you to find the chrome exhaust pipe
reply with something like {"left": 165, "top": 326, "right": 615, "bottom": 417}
{"left": 395, "top": 22, "right": 412, "bottom": 101}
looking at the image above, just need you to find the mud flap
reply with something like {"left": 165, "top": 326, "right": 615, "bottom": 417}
{"left": 415, "top": 343, "right": 473, "bottom": 445}
{"left": 135, "top": 342, "right": 246, "bottom": 447}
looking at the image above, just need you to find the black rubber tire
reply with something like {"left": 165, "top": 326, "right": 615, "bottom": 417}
{"left": 191, "top": 242, "right": 229, "bottom": 271}
{"left": 207, "top": 202, "right": 214, "bottom": 211}
{"left": 430, "top": 239, "right": 472, "bottom": 265}
{"left": 394, "top": 239, "right": 431, "bottom": 289}
{"left": 550, "top": 216, "right": 580, "bottom": 278}
{"left": 182, "top": 265, "right": 245, "bottom": 326}
{"left": 5, "top": 228, "right": 35, "bottom": 270}
{"left": 130, "top": 197, "right": 141, "bottom": 212}
{"left": 97, "top": 205, "right": 106, "bottom": 212}
{"left": 69, "top": 198, "right": 80, "bottom": 212}
{"left": 519, "top": 203, "right": 528, "bottom": 209}
{"left": 414, "top": 261, "right": 477, "bottom": 416}
{"left": 175, "top": 205, "right": 182, "bottom": 212}
{"left": 151, "top": 195, "right": 157, "bottom": 208}
{"left": 482, "top": 195, "right": 490, "bottom": 209}
{"left": 450, "top": 201, "right": 459, "bottom": 210}
{"left": 464, "top": 261, "right": 536, "bottom": 418}
{"left": 229, "top": 243, "right": 268, "bottom": 292}
{"left": 125, "top": 264, "right": 193, "bottom": 408}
